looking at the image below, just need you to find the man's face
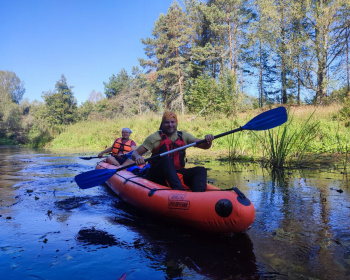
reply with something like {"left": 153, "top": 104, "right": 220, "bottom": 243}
{"left": 122, "top": 130, "right": 130, "bottom": 139}
{"left": 162, "top": 119, "right": 177, "bottom": 135}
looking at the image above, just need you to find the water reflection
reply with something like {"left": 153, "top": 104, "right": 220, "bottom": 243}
{"left": 76, "top": 228, "right": 118, "bottom": 247}
{"left": 271, "top": 169, "right": 289, "bottom": 187}
{"left": 1, "top": 147, "right": 350, "bottom": 279}
{"left": 248, "top": 166, "right": 350, "bottom": 279}
{"left": 75, "top": 208, "right": 258, "bottom": 280}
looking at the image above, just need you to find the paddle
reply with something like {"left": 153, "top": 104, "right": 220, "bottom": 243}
{"left": 75, "top": 106, "right": 287, "bottom": 189}
{"left": 79, "top": 151, "right": 133, "bottom": 160}
{"left": 79, "top": 156, "right": 106, "bottom": 160}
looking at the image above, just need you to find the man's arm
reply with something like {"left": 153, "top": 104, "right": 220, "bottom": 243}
{"left": 131, "top": 145, "right": 149, "bottom": 165}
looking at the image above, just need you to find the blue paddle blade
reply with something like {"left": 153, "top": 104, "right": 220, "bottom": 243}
{"left": 242, "top": 106, "right": 287, "bottom": 131}
{"left": 75, "top": 168, "right": 116, "bottom": 189}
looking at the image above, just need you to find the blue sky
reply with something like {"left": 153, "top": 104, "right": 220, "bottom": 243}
{"left": 1, "top": 0, "right": 174, "bottom": 105}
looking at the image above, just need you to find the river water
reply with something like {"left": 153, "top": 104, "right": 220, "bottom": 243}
{"left": 0, "top": 146, "right": 349, "bottom": 280}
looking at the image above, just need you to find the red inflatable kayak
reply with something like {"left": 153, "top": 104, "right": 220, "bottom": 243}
{"left": 96, "top": 161, "right": 255, "bottom": 233}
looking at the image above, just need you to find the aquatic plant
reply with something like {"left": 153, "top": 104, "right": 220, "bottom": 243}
{"left": 256, "top": 108, "right": 319, "bottom": 169}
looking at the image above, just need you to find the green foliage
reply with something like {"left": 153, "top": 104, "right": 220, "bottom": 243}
{"left": 1, "top": 0, "right": 349, "bottom": 151}
{"left": 0, "top": 70, "right": 25, "bottom": 104}
{"left": 0, "top": 71, "right": 26, "bottom": 143}
{"left": 0, "top": 101, "right": 22, "bottom": 141}
{"left": 0, "top": 137, "right": 17, "bottom": 145}
{"left": 103, "top": 69, "right": 130, "bottom": 99}
{"left": 186, "top": 70, "right": 252, "bottom": 116}
{"left": 226, "top": 119, "right": 255, "bottom": 160}
{"left": 186, "top": 74, "right": 218, "bottom": 114}
{"left": 140, "top": 2, "right": 192, "bottom": 112}
{"left": 331, "top": 87, "right": 350, "bottom": 101}
{"left": 49, "top": 115, "right": 162, "bottom": 151}
{"left": 78, "top": 100, "right": 94, "bottom": 121}
{"left": 41, "top": 75, "right": 78, "bottom": 126}
{"left": 338, "top": 93, "right": 350, "bottom": 127}
{"left": 26, "top": 123, "right": 53, "bottom": 148}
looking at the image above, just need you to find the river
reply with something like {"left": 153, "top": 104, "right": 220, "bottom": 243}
{"left": 0, "top": 146, "right": 349, "bottom": 280}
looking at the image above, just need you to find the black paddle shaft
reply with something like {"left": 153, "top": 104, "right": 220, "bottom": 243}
{"left": 196, "top": 127, "right": 243, "bottom": 145}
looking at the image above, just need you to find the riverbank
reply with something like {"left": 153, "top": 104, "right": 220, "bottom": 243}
{"left": 46, "top": 105, "right": 349, "bottom": 167}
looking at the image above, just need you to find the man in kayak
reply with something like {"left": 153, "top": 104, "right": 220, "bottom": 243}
{"left": 98, "top": 127, "right": 137, "bottom": 166}
{"left": 132, "top": 111, "right": 214, "bottom": 192}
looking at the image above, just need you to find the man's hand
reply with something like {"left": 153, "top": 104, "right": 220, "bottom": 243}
{"left": 204, "top": 134, "right": 214, "bottom": 144}
{"left": 196, "top": 134, "right": 214, "bottom": 149}
{"left": 131, "top": 145, "right": 149, "bottom": 166}
{"left": 135, "top": 155, "right": 145, "bottom": 166}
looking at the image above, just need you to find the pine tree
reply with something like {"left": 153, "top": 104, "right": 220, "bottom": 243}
{"left": 254, "top": 0, "right": 298, "bottom": 104}
{"left": 140, "top": 1, "right": 191, "bottom": 114}
{"left": 103, "top": 69, "right": 131, "bottom": 99}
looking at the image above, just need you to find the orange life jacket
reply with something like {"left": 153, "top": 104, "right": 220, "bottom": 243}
{"left": 151, "top": 131, "right": 186, "bottom": 170}
{"left": 112, "top": 138, "right": 133, "bottom": 156}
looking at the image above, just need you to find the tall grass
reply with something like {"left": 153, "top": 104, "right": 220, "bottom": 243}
{"left": 48, "top": 112, "right": 237, "bottom": 154}
{"left": 335, "top": 122, "right": 350, "bottom": 172}
{"left": 256, "top": 109, "right": 319, "bottom": 168}
{"left": 48, "top": 105, "right": 350, "bottom": 166}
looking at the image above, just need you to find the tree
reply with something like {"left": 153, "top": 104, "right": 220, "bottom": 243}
{"left": 208, "top": 0, "right": 251, "bottom": 76}
{"left": 78, "top": 100, "right": 94, "bottom": 121}
{"left": 182, "top": 0, "right": 206, "bottom": 78}
{"left": 0, "top": 70, "right": 25, "bottom": 104}
{"left": 186, "top": 74, "right": 220, "bottom": 114}
{"left": 140, "top": 13, "right": 171, "bottom": 111}
{"left": 287, "top": 0, "right": 350, "bottom": 104}
{"left": 140, "top": 1, "right": 192, "bottom": 114}
{"left": 103, "top": 68, "right": 131, "bottom": 99}
{"left": 253, "top": 0, "right": 299, "bottom": 104}
{"left": 88, "top": 90, "right": 104, "bottom": 104}
{"left": 42, "top": 75, "right": 77, "bottom": 126}
{"left": 190, "top": 0, "right": 253, "bottom": 112}
{"left": 186, "top": 70, "right": 240, "bottom": 115}
{"left": 199, "top": 1, "right": 228, "bottom": 78}
{"left": 0, "top": 71, "right": 25, "bottom": 141}
{"left": 0, "top": 100, "right": 21, "bottom": 140}
{"left": 131, "top": 66, "right": 157, "bottom": 115}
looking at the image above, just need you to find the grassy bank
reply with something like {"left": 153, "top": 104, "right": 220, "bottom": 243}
{"left": 48, "top": 105, "right": 349, "bottom": 166}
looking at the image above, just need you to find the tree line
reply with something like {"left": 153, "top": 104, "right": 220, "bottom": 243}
{"left": 1, "top": 0, "right": 350, "bottom": 147}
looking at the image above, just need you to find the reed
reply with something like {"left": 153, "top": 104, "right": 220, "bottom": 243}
{"left": 256, "top": 109, "right": 319, "bottom": 168}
